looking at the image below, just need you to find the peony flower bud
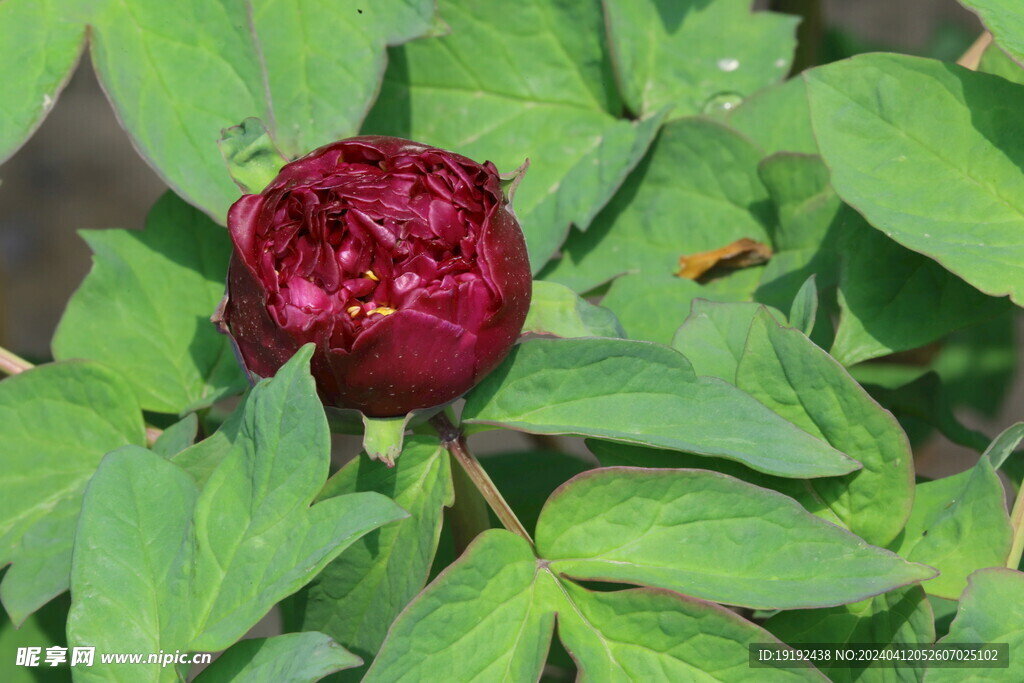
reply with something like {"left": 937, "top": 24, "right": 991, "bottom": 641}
{"left": 218, "top": 136, "right": 531, "bottom": 418}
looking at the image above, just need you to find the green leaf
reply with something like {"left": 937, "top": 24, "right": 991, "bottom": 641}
{"left": 188, "top": 345, "right": 406, "bottom": 651}
{"left": 365, "top": 0, "right": 664, "bottom": 270}
{"left": 291, "top": 437, "right": 452, "bottom": 678}
{"left": 982, "top": 422, "right": 1024, "bottom": 469}
{"left": 365, "top": 530, "right": 553, "bottom": 682}
{"left": 548, "top": 579, "right": 825, "bottom": 682}
{"left": 67, "top": 447, "right": 198, "bottom": 683}
{"left": 251, "top": 0, "right": 435, "bottom": 157}
{"left": 671, "top": 300, "right": 783, "bottom": 382}
{"left": 602, "top": 0, "right": 797, "bottom": 118}
{"left": 67, "top": 348, "right": 406, "bottom": 680}
{"left": 830, "top": 209, "right": 1009, "bottom": 367}
{"left": 88, "top": 0, "right": 268, "bottom": 218}
{"left": 535, "top": 468, "right": 936, "bottom": 610}
{"left": 218, "top": 117, "right": 287, "bottom": 194}
{"left": 736, "top": 310, "right": 915, "bottom": 546}
{"left": 978, "top": 41, "right": 1024, "bottom": 84}
{"left": 0, "top": 0, "right": 85, "bottom": 165}
{"left": 49, "top": 1, "right": 433, "bottom": 220}
{"left": 765, "top": 586, "right": 934, "bottom": 683}
{"left": 587, "top": 439, "right": 844, "bottom": 528}
{"left": 806, "top": 53, "right": 1024, "bottom": 305}
{"left": 192, "top": 632, "right": 362, "bottom": 683}
{"left": 891, "top": 458, "right": 1012, "bottom": 600}
{"left": 753, "top": 153, "right": 843, "bottom": 348}
{"left": 0, "top": 361, "right": 144, "bottom": 625}
{"left": 52, "top": 192, "right": 246, "bottom": 414}
{"left": 728, "top": 78, "right": 817, "bottom": 155}
{"left": 601, "top": 274, "right": 757, "bottom": 346}
{"left": 788, "top": 276, "right": 818, "bottom": 336}
{"left": 540, "top": 117, "right": 772, "bottom": 293}
{"left": 462, "top": 338, "right": 857, "bottom": 478}
{"left": 928, "top": 568, "right": 1024, "bottom": 683}
{"left": 523, "top": 281, "right": 625, "bottom": 338}
{"left": 170, "top": 401, "right": 244, "bottom": 487}
{"left": 961, "top": 1, "right": 1024, "bottom": 66}
{"left": 152, "top": 414, "right": 199, "bottom": 458}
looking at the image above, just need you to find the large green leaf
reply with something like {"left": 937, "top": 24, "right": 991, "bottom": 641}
{"left": 66, "top": 348, "right": 405, "bottom": 683}
{"left": 540, "top": 117, "right": 772, "bottom": 293}
{"left": 548, "top": 578, "right": 825, "bottom": 682}
{"left": 364, "top": 0, "right": 664, "bottom": 270}
{"left": 671, "top": 300, "right": 782, "bottom": 382}
{"left": 192, "top": 632, "right": 362, "bottom": 683}
{"left": 602, "top": 0, "right": 797, "bottom": 118}
{"left": 736, "top": 310, "right": 915, "bottom": 546}
{"left": 291, "top": 437, "right": 452, "bottom": 679}
{"left": 601, "top": 274, "right": 756, "bottom": 346}
{"left": 251, "top": 0, "right": 434, "bottom": 156}
{"left": 535, "top": 468, "right": 936, "bottom": 610}
{"left": 979, "top": 41, "right": 1024, "bottom": 84}
{"left": 587, "top": 439, "right": 844, "bottom": 528}
{"left": 765, "top": 586, "right": 934, "bottom": 683}
{"left": 52, "top": 192, "right": 245, "bottom": 414}
{"left": 365, "top": 530, "right": 553, "bottom": 682}
{"left": 806, "top": 53, "right": 1024, "bottom": 305}
{"left": 67, "top": 447, "right": 197, "bottom": 683}
{"left": 0, "top": 361, "right": 144, "bottom": 625}
{"left": 831, "top": 209, "right": 1009, "bottom": 366}
{"left": 961, "top": 1, "right": 1024, "bottom": 66}
{"left": 728, "top": 78, "right": 817, "bottom": 155}
{"left": 188, "top": 347, "right": 405, "bottom": 651}
{"left": 84, "top": 0, "right": 434, "bottom": 220}
{"left": 523, "top": 281, "right": 625, "bottom": 339}
{"left": 536, "top": 471, "right": 937, "bottom": 610}
{"left": 891, "top": 458, "right": 1012, "bottom": 600}
{"left": 0, "top": 0, "right": 84, "bottom": 165}
{"left": 462, "top": 338, "right": 858, "bottom": 478}
{"left": 928, "top": 568, "right": 1024, "bottom": 682}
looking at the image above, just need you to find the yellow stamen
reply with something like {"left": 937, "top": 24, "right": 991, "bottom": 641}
{"left": 347, "top": 305, "right": 361, "bottom": 318}
{"left": 367, "top": 306, "right": 397, "bottom": 317}
{"left": 365, "top": 270, "right": 380, "bottom": 282}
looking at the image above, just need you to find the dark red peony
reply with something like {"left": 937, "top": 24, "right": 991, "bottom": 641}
{"left": 219, "top": 136, "right": 531, "bottom": 417}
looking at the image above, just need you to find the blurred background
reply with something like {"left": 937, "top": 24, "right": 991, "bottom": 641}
{"left": 0, "top": 0, "right": 1018, "bottom": 475}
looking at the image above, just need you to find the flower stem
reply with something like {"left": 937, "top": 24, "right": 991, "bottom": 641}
{"left": 0, "top": 345, "right": 33, "bottom": 376}
{"left": 957, "top": 31, "right": 992, "bottom": 70}
{"left": 446, "top": 452, "right": 493, "bottom": 555}
{"left": 1006, "top": 481, "right": 1024, "bottom": 569}
{"left": 430, "top": 412, "right": 533, "bottom": 543}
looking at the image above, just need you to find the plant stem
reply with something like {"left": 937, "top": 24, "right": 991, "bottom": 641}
{"left": 957, "top": 31, "right": 992, "bottom": 70}
{"left": 430, "top": 412, "right": 533, "bottom": 543}
{"left": 769, "top": 0, "right": 823, "bottom": 75}
{"left": 0, "top": 344, "right": 165, "bottom": 445}
{"left": 1006, "top": 481, "right": 1024, "bottom": 569}
{"left": 0, "top": 345, "right": 33, "bottom": 375}
{"left": 445, "top": 453, "right": 493, "bottom": 555}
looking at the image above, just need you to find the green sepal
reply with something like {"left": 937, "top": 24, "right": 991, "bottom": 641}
{"left": 219, "top": 117, "right": 288, "bottom": 194}
{"left": 361, "top": 414, "right": 413, "bottom": 467}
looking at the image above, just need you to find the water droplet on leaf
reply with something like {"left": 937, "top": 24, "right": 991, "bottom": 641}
{"left": 702, "top": 92, "right": 743, "bottom": 116}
